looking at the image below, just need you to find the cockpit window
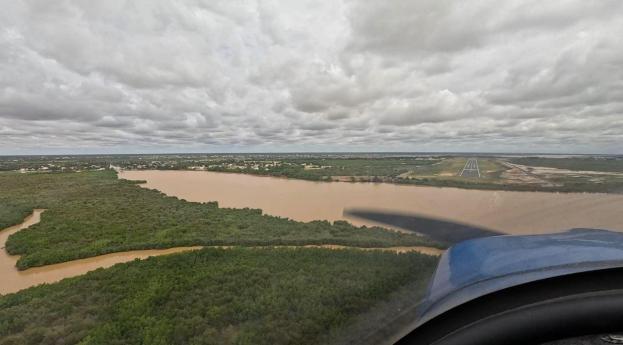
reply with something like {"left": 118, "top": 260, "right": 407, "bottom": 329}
{"left": 1, "top": 1, "right": 622, "bottom": 344}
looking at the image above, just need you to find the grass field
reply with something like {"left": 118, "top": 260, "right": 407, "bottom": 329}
{"left": 396, "top": 157, "right": 623, "bottom": 193}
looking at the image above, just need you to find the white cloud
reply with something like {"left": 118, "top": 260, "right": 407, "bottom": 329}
{"left": 0, "top": 0, "right": 622, "bottom": 154}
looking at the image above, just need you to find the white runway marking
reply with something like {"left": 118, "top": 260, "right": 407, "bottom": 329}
{"left": 460, "top": 158, "right": 481, "bottom": 178}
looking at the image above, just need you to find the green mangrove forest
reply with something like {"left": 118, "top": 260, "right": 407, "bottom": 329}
{"left": 0, "top": 247, "right": 438, "bottom": 345}
{"left": 1, "top": 171, "right": 439, "bottom": 269}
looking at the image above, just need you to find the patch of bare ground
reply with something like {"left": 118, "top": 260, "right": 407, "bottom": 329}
{"left": 330, "top": 176, "right": 388, "bottom": 182}
{"left": 500, "top": 162, "right": 560, "bottom": 187}
{"left": 528, "top": 166, "right": 623, "bottom": 177}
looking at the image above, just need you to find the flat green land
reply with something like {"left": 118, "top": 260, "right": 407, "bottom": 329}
{"left": 397, "top": 158, "right": 513, "bottom": 188}
{"left": 3, "top": 154, "right": 623, "bottom": 193}
{"left": 403, "top": 157, "right": 505, "bottom": 179}
{"left": 1, "top": 171, "right": 439, "bottom": 269}
{"left": 397, "top": 157, "right": 623, "bottom": 193}
{"left": 207, "top": 157, "right": 441, "bottom": 181}
{"left": 0, "top": 247, "right": 438, "bottom": 345}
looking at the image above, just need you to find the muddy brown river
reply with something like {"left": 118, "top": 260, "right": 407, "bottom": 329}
{"left": 1, "top": 210, "right": 438, "bottom": 294}
{"left": 121, "top": 170, "right": 623, "bottom": 235}
{"left": 0, "top": 210, "right": 201, "bottom": 295}
{"left": 2, "top": 171, "right": 622, "bottom": 294}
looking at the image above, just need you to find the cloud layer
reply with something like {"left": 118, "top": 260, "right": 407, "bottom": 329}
{"left": 1, "top": 0, "right": 622, "bottom": 154}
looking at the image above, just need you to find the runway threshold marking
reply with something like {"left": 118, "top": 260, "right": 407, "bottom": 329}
{"left": 460, "top": 158, "right": 481, "bottom": 178}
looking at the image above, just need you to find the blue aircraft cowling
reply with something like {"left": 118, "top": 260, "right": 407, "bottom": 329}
{"left": 415, "top": 228, "right": 623, "bottom": 327}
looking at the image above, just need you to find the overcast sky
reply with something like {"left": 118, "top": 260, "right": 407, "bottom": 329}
{"left": 1, "top": 1, "right": 622, "bottom": 154}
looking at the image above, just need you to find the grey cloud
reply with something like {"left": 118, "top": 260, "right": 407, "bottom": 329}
{"left": 0, "top": 0, "right": 622, "bottom": 154}
{"left": 346, "top": 0, "right": 623, "bottom": 56}
{"left": 299, "top": 121, "right": 335, "bottom": 131}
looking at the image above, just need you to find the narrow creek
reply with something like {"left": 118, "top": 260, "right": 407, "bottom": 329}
{"left": 0, "top": 210, "right": 201, "bottom": 295}
{"left": 1, "top": 210, "right": 440, "bottom": 295}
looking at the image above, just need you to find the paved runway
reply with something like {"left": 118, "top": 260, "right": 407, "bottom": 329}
{"left": 460, "top": 158, "right": 480, "bottom": 178}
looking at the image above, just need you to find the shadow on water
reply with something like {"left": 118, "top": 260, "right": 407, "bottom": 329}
{"left": 344, "top": 209, "right": 503, "bottom": 245}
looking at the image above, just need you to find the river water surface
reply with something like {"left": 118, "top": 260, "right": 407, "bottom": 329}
{"left": 1, "top": 210, "right": 439, "bottom": 294}
{"left": 3, "top": 171, "right": 622, "bottom": 294}
{"left": 121, "top": 170, "right": 623, "bottom": 235}
{"left": 0, "top": 210, "right": 201, "bottom": 295}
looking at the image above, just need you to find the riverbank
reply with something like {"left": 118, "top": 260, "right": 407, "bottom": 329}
{"left": 3, "top": 171, "right": 436, "bottom": 270}
{"left": 121, "top": 170, "right": 623, "bottom": 236}
{"left": 1, "top": 209, "right": 441, "bottom": 295}
{"left": 0, "top": 210, "right": 203, "bottom": 295}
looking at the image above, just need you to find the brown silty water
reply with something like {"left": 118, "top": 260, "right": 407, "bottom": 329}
{"left": 0, "top": 210, "right": 440, "bottom": 294}
{"left": 2, "top": 170, "right": 621, "bottom": 294}
{"left": 0, "top": 210, "right": 201, "bottom": 295}
{"left": 120, "top": 170, "right": 623, "bottom": 235}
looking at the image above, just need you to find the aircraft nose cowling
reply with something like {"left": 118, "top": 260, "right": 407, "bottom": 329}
{"left": 416, "top": 228, "right": 623, "bottom": 326}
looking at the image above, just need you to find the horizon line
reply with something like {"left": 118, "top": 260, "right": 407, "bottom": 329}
{"left": 1, "top": 151, "right": 621, "bottom": 157}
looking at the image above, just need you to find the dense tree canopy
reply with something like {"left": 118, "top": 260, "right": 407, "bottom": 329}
{"left": 0, "top": 248, "right": 438, "bottom": 345}
{"left": 0, "top": 171, "right": 439, "bottom": 269}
